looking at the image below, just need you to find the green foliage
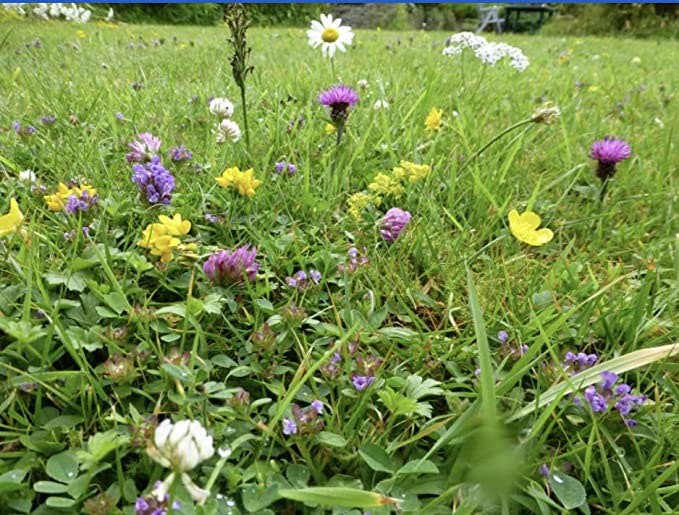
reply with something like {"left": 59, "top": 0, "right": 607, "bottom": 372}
{"left": 101, "top": 3, "right": 224, "bottom": 26}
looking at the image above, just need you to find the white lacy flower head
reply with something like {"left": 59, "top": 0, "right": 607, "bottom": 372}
{"left": 307, "top": 13, "right": 354, "bottom": 58}
{"left": 443, "top": 32, "right": 529, "bottom": 72}
{"left": 215, "top": 119, "right": 241, "bottom": 144}
{"left": 209, "top": 97, "right": 235, "bottom": 119}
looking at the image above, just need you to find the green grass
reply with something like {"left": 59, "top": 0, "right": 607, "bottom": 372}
{"left": 0, "top": 19, "right": 677, "bottom": 515}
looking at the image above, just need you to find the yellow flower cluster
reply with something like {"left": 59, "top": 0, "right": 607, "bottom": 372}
{"left": 137, "top": 214, "right": 196, "bottom": 263}
{"left": 44, "top": 183, "right": 98, "bottom": 212}
{"left": 424, "top": 107, "right": 443, "bottom": 132}
{"left": 351, "top": 161, "right": 432, "bottom": 221}
{"left": 0, "top": 198, "right": 24, "bottom": 237}
{"left": 216, "top": 167, "right": 262, "bottom": 197}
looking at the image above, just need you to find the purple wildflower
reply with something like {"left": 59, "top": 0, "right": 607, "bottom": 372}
{"left": 576, "top": 371, "right": 646, "bottom": 425}
{"left": 319, "top": 84, "right": 359, "bottom": 125}
{"left": 497, "top": 331, "right": 509, "bottom": 344}
{"left": 116, "top": 112, "right": 125, "bottom": 121}
{"left": 131, "top": 156, "right": 175, "bottom": 205}
{"left": 134, "top": 482, "right": 181, "bottom": 515}
{"left": 12, "top": 121, "right": 36, "bottom": 136}
{"left": 287, "top": 163, "right": 298, "bottom": 175}
{"left": 274, "top": 161, "right": 298, "bottom": 176}
{"left": 589, "top": 137, "right": 631, "bottom": 182}
{"left": 538, "top": 464, "right": 550, "bottom": 477}
{"left": 40, "top": 116, "right": 57, "bottom": 125}
{"left": 82, "top": 226, "right": 90, "bottom": 237}
{"left": 169, "top": 144, "right": 192, "bottom": 162}
{"left": 380, "top": 207, "right": 412, "bottom": 242}
{"left": 282, "top": 418, "right": 298, "bottom": 436}
{"left": 352, "top": 375, "right": 375, "bottom": 391}
{"left": 321, "top": 352, "right": 342, "bottom": 379}
{"left": 564, "top": 351, "right": 598, "bottom": 374}
{"left": 204, "top": 213, "right": 222, "bottom": 224}
{"left": 583, "top": 386, "right": 608, "bottom": 413}
{"left": 64, "top": 190, "right": 98, "bottom": 214}
{"left": 12, "top": 121, "right": 21, "bottom": 134}
{"left": 310, "top": 400, "right": 324, "bottom": 414}
{"left": 600, "top": 371, "right": 619, "bottom": 391}
{"left": 338, "top": 246, "right": 369, "bottom": 273}
{"left": 126, "top": 132, "right": 162, "bottom": 163}
{"left": 286, "top": 269, "right": 321, "bottom": 290}
{"left": 203, "top": 245, "right": 259, "bottom": 284}
{"left": 275, "top": 161, "right": 286, "bottom": 174}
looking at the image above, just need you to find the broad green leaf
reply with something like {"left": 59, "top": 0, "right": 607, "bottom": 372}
{"left": 0, "top": 469, "right": 28, "bottom": 493}
{"left": 34, "top": 481, "right": 69, "bottom": 494}
{"left": 358, "top": 443, "right": 395, "bottom": 473}
{"left": 46, "top": 497, "right": 77, "bottom": 509}
{"left": 103, "top": 292, "right": 128, "bottom": 314}
{"left": 549, "top": 473, "right": 586, "bottom": 510}
{"left": 316, "top": 431, "right": 347, "bottom": 448}
{"left": 397, "top": 459, "right": 439, "bottom": 476}
{"left": 45, "top": 451, "right": 79, "bottom": 483}
{"left": 241, "top": 483, "right": 281, "bottom": 511}
{"left": 279, "top": 487, "right": 401, "bottom": 508}
{"left": 286, "top": 464, "right": 310, "bottom": 488}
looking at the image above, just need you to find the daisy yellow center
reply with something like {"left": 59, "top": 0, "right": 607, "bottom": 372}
{"left": 321, "top": 28, "right": 340, "bottom": 43}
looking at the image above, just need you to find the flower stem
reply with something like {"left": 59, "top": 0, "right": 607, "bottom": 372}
{"left": 599, "top": 177, "right": 610, "bottom": 202}
{"left": 240, "top": 84, "right": 250, "bottom": 152}
{"left": 331, "top": 121, "right": 344, "bottom": 177}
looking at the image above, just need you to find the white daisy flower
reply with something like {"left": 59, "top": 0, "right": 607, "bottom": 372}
{"left": 215, "top": 119, "right": 241, "bottom": 144}
{"left": 307, "top": 14, "right": 354, "bottom": 58}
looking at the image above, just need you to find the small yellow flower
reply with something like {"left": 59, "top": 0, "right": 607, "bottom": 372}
{"left": 399, "top": 161, "right": 431, "bottom": 183}
{"left": 216, "top": 167, "right": 262, "bottom": 197}
{"left": 76, "top": 30, "right": 87, "bottom": 39}
{"left": 158, "top": 214, "right": 191, "bottom": 236}
{"left": 425, "top": 108, "right": 443, "bottom": 132}
{"left": 508, "top": 209, "right": 553, "bottom": 246}
{"left": 347, "top": 192, "right": 374, "bottom": 221}
{"left": 0, "top": 198, "right": 24, "bottom": 237}
{"left": 325, "top": 123, "right": 337, "bottom": 134}
{"left": 368, "top": 173, "right": 405, "bottom": 198}
{"left": 44, "top": 183, "right": 98, "bottom": 212}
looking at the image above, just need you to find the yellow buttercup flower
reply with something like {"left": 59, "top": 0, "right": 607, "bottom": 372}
{"left": 158, "top": 214, "right": 191, "bottom": 236}
{"left": 0, "top": 198, "right": 24, "bottom": 237}
{"left": 368, "top": 173, "right": 404, "bottom": 198}
{"left": 508, "top": 209, "right": 553, "bottom": 246}
{"left": 44, "top": 183, "right": 98, "bottom": 212}
{"left": 425, "top": 108, "right": 443, "bottom": 132}
{"left": 216, "top": 167, "right": 262, "bottom": 197}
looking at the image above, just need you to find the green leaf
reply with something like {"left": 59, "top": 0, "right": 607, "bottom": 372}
{"left": 45, "top": 451, "right": 79, "bottom": 483}
{"left": 34, "top": 481, "right": 69, "bottom": 494}
{"left": 45, "top": 497, "right": 77, "bottom": 509}
{"left": 241, "top": 484, "right": 281, "bottom": 511}
{"left": 0, "top": 469, "right": 28, "bottom": 493}
{"left": 44, "top": 272, "right": 87, "bottom": 292}
{"left": 549, "top": 473, "right": 586, "bottom": 510}
{"left": 279, "top": 487, "right": 401, "bottom": 508}
{"left": 254, "top": 298, "right": 274, "bottom": 313}
{"left": 316, "top": 431, "right": 347, "bottom": 448}
{"left": 103, "top": 292, "right": 128, "bottom": 315}
{"left": 286, "top": 464, "right": 310, "bottom": 488}
{"left": 397, "top": 459, "right": 439, "bottom": 476}
{"left": 161, "top": 364, "right": 193, "bottom": 384}
{"left": 358, "top": 443, "right": 395, "bottom": 473}
{"left": 378, "top": 388, "right": 421, "bottom": 417}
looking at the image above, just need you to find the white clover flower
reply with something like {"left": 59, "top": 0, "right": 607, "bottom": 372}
{"left": 148, "top": 419, "right": 215, "bottom": 504}
{"left": 373, "top": 99, "right": 389, "bottom": 110}
{"left": 357, "top": 79, "right": 369, "bottom": 90}
{"left": 19, "top": 169, "right": 36, "bottom": 182}
{"left": 307, "top": 13, "right": 354, "bottom": 58}
{"left": 209, "top": 97, "right": 234, "bottom": 118}
{"left": 215, "top": 119, "right": 241, "bottom": 144}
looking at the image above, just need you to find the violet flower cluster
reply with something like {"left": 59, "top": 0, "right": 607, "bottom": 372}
{"left": 286, "top": 269, "right": 321, "bottom": 289}
{"left": 564, "top": 351, "right": 598, "bottom": 374}
{"left": 12, "top": 121, "right": 36, "bottom": 136}
{"left": 497, "top": 330, "right": 528, "bottom": 359}
{"left": 169, "top": 144, "right": 192, "bottom": 162}
{"left": 132, "top": 156, "right": 175, "bottom": 205}
{"left": 274, "top": 160, "right": 298, "bottom": 176}
{"left": 321, "top": 352, "right": 342, "bottom": 379}
{"left": 574, "top": 371, "right": 646, "bottom": 426}
{"left": 40, "top": 115, "right": 57, "bottom": 125}
{"left": 338, "top": 246, "right": 369, "bottom": 273}
{"left": 352, "top": 354, "right": 382, "bottom": 391}
{"left": 282, "top": 400, "right": 324, "bottom": 437}
{"left": 65, "top": 190, "right": 98, "bottom": 214}
{"left": 380, "top": 207, "right": 412, "bottom": 242}
{"left": 135, "top": 481, "right": 181, "bottom": 515}
{"left": 203, "top": 245, "right": 259, "bottom": 284}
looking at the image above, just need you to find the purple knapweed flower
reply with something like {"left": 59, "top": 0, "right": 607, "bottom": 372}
{"left": 169, "top": 144, "right": 192, "bottom": 162}
{"left": 589, "top": 137, "right": 631, "bottom": 182}
{"left": 310, "top": 400, "right": 324, "bottom": 414}
{"left": 282, "top": 418, "right": 298, "bottom": 436}
{"left": 126, "top": 132, "right": 162, "bottom": 163}
{"left": 564, "top": 351, "right": 598, "bottom": 373}
{"left": 131, "top": 156, "right": 175, "bottom": 205}
{"left": 40, "top": 116, "right": 57, "bottom": 125}
{"left": 203, "top": 245, "right": 259, "bottom": 284}
{"left": 352, "top": 374, "right": 375, "bottom": 391}
{"left": 319, "top": 84, "right": 359, "bottom": 125}
{"left": 379, "top": 207, "right": 412, "bottom": 242}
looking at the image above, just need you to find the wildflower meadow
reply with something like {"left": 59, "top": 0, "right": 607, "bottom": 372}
{"left": 0, "top": 6, "right": 677, "bottom": 514}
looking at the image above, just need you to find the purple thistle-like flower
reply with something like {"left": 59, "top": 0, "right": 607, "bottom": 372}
{"left": 282, "top": 418, "right": 298, "bottom": 436}
{"left": 352, "top": 375, "right": 375, "bottom": 391}
{"left": 310, "top": 400, "right": 324, "bottom": 414}
{"left": 169, "top": 144, "right": 192, "bottom": 162}
{"left": 40, "top": 116, "right": 57, "bottom": 125}
{"left": 380, "top": 207, "right": 412, "bottom": 242}
{"left": 589, "top": 137, "right": 631, "bottom": 182}
{"left": 132, "top": 156, "right": 175, "bottom": 205}
{"left": 319, "top": 84, "right": 359, "bottom": 125}
{"left": 126, "top": 132, "right": 162, "bottom": 163}
{"left": 203, "top": 245, "right": 259, "bottom": 284}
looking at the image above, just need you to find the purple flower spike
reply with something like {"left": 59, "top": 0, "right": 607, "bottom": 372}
{"left": 131, "top": 156, "right": 175, "bottom": 205}
{"left": 319, "top": 84, "right": 359, "bottom": 125}
{"left": 169, "top": 144, "right": 192, "bottom": 162}
{"left": 590, "top": 137, "right": 631, "bottom": 182}
{"left": 380, "top": 207, "right": 411, "bottom": 242}
{"left": 600, "top": 371, "right": 619, "bottom": 391}
{"left": 126, "top": 132, "right": 162, "bottom": 163}
{"left": 203, "top": 245, "right": 259, "bottom": 284}
{"left": 352, "top": 375, "right": 375, "bottom": 391}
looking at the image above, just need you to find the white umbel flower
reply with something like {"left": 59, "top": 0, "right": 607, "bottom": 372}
{"left": 148, "top": 419, "right": 215, "bottom": 504}
{"left": 209, "top": 97, "right": 234, "bottom": 119}
{"left": 215, "top": 119, "right": 241, "bottom": 144}
{"left": 307, "top": 14, "right": 354, "bottom": 58}
{"left": 19, "top": 169, "right": 36, "bottom": 182}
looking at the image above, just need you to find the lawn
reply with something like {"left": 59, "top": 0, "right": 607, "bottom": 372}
{"left": 0, "top": 18, "right": 677, "bottom": 515}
